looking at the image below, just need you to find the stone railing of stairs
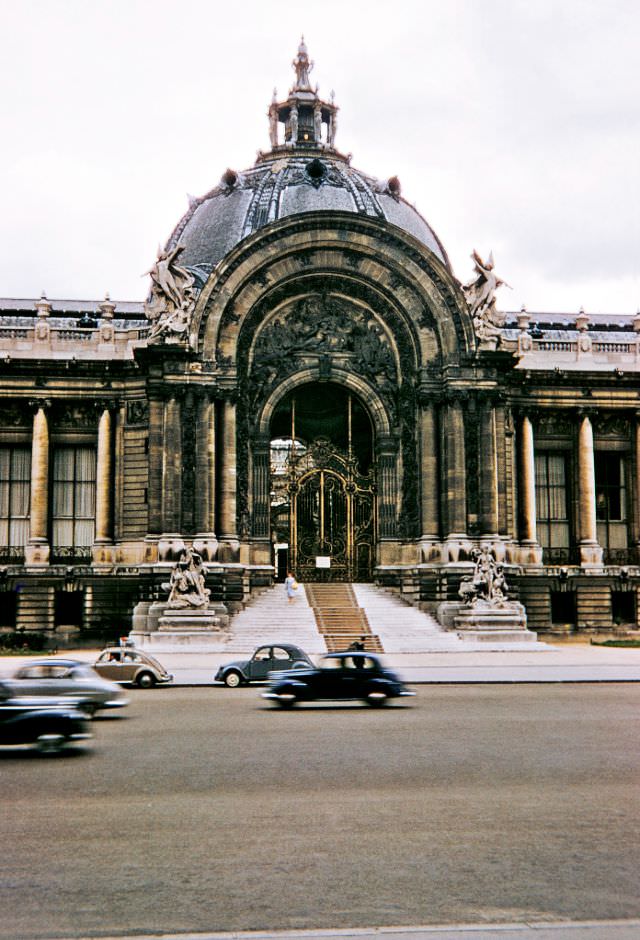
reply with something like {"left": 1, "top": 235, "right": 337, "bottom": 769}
{"left": 304, "top": 583, "right": 383, "bottom": 653}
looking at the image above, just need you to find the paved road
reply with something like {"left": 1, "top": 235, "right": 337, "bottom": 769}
{"left": 5, "top": 642, "right": 640, "bottom": 685}
{"left": 2, "top": 685, "right": 640, "bottom": 940}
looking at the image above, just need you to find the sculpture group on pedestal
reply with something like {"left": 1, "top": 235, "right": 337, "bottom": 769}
{"left": 458, "top": 546, "right": 509, "bottom": 609}
{"left": 163, "top": 547, "right": 210, "bottom": 609}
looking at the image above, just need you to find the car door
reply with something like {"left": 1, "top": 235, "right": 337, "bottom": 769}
{"left": 95, "top": 652, "right": 124, "bottom": 681}
{"left": 247, "top": 647, "right": 274, "bottom": 681}
{"left": 271, "top": 646, "right": 296, "bottom": 673}
{"left": 120, "top": 652, "right": 141, "bottom": 683}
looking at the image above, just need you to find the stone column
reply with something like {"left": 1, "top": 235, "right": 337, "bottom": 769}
{"left": 377, "top": 436, "right": 399, "bottom": 540}
{"left": 147, "top": 396, "right": 164, "bottom": 535}
{"left": 635, "top": 416, "right": 640, "bottom": 549}
{"left": 94, "top": 407, "right": 113, "bottom": 543}
{"left": 162, "top": 395, "right": 182, "bottom": 534}
{"left": 218, "top": 397, "right": 239, "bottom": 556}
{"left": 252, "top": 435, "right": 271, "bottom": 540}
{"left": 518, "top": 414, "right": 543, "bottom": 565}
{"left": 578, "top": 413, "right": 603, "bottom": 566}
{"left": 419, "top": 401, "right": 439, "bottom": 541}
{"left": 113, "top": 400, "right": 126, "bottom": 544}
{"left": 193, "top": 393, "right": 218, "bottom": 562}
{"left": 26, "top": 403, "right": 50, "bottom": 565}
{"left": 444, "top": 396, "right": 467, "bottom": 538}
{"left": 479, "top": 398, "right": 499, "bottom": 537}
{"left": 93, "top": 406, "right": 114, "bottom": 564}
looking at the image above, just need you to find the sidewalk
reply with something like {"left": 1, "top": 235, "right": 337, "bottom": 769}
{"left": 52, "top": 918, "right": 640, "bottom": 939}
{"left": 3, "top": 641, "right": 640, "bottom": 684}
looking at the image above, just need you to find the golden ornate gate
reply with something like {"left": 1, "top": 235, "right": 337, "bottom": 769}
{"left": 288, "top": 438, "right": 376, "bottom": 582}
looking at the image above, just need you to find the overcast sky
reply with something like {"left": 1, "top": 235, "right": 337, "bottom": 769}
{"left": 0, "top": 0, "right": 638, "bottom": 314}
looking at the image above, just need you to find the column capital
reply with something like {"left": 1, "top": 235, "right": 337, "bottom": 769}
{"left": 27, "top": 398, "right": 52, "bottom": 413}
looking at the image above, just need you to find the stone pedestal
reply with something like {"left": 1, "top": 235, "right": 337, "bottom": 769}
{"left": 437, "top": 600, "right": 539, "bottom": 644}
{"left": 129, "top": 600, "right": 231, "bottom": 651}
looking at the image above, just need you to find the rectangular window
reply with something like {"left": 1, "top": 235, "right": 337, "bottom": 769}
{"left": 54, "top": 589, "right": 84, "bottom": 628}
{"left": 535, "top": 452, "right": 570, "bottom": 553}
{"left": 550, "top": 590, "right": 577, "bottom": 626}
{"left": 0, "top": 446, "right": 30, "bottom": 559}
{"left": 51, "top": 446, "right": 96, "bottom": 559}
{"left": 0, "top": 591, "right": 18, "bottom": 628}
{"left": 595, "top": 452, "right": 628, "bottom": 556}
{"left": 611, "top": 590, "right": 635, "bottom": 625}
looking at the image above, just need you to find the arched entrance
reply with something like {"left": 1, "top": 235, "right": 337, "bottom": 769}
{"left": 270, "top": 383, "right": 376, "bottom": 582}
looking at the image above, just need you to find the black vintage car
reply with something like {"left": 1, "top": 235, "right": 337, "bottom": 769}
{"left": 262, "top": 652, "right": 415, "bottom": 708}
{"left": 215, "top": 644, "right": 314, "bottom": 687}
{"left": 0, "top": 680, "right": 92, "bottom": 753}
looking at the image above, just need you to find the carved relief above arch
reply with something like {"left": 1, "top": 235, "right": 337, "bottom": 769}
{"left": 192, "top": 213, "right": 474, "bottom": 366}
{"left": 245, "top": 291, "right": 400, "bottom": 422}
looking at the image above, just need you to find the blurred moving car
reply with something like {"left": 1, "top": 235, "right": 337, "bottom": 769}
{"left": 94, "top": 648, "right": 173, "bottom": 688}
{"left": 215, "top": 644, "right": 313, "bottom": 687}
{"left": 0, "top": 679, "right": 92, "bottom": 753}
{"left": 262, "top": 652, "right": 415, "bottom": 708}
{"left": 9, "top": 660, "right": 129, "bottom": 715}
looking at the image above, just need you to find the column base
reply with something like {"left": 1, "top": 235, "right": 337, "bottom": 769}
{"left": 420, "top": 538, "right": 443, "bottom": 564}
{"left": 92, "top": 542, "right": 115, "bottom": 565}
{"left": 192, "top": 534, "right": 218, "bottom": 563}
{"left": 157, "top": 534, "right": 185, "bottom": 562}
{"left": 443, "top": 536, "right": 472, "bottom": 564}
{"left": 579, "top": 541, "right": 604, "bottom": 567}
{"left": 217, "top": 538, "right": 240, "bottom": 563}
{"left": 25, "top": 541, "right": 50, "bottom": 566}
{"left": 512, "top": 540, "right": 544, "bottom": 567}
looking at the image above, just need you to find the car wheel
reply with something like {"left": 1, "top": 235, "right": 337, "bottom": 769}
{"left": 276, "top": 692, "right": 298, "bottom": 708}
{"left": 136, "top": 672, "right": 156, "bottom": 689}
{"left": 80, "top": 702, "right": 97, "bottom": 717}
{"left": 36, "top": 733, "right": 67, "bottom": 754}
{"left": 365, "top": 691, "right": 388, "bottom": 707}
{"left": 224, "top": 670, "right": 242, "bottom": 688}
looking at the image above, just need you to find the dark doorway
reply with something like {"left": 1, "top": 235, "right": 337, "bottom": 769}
{"left": 270, "top": 383, "right": 375, "bottom": 582}
{"left": 54, "top": 590, "right": 84, "bottom": 628}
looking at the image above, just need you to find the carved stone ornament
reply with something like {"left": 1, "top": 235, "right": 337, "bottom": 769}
{"left": 54, "top": 402, "right": 98, "bottom": 429}
{"left": 144, "top": 245, "right": 196, "bottom": 345}
{"left": 248, "top": 293, "right": 397, "bottom": 412}
{"left": 126, "top": 400, "right": 149, "bottom": 426}
{"left": 162, "top": 547, "right": 210, "bottom": 609}
{"left": 463, "top": 250, "right": 508, "bottom": 349}
{"left": 458, "top": 547, "right": 510, "bottom": 608}
{"left": 0, "top": 403, "right": 30, "bottom": 428}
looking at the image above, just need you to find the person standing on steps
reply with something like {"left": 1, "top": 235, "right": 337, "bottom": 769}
{"left": 284, "top": 571, "right": 299, "bottom": 603}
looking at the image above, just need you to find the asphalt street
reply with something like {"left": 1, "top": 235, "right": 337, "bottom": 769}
{"left": 2, "top": 684, "right": 640, "bottom": 940}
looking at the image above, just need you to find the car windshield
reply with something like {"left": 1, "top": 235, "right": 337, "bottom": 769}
{"left": 322, "top": 656, "right": 377, "bottom": 671}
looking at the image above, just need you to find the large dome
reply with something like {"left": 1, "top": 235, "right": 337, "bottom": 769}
{"left": 165, "top": 41, "right": 450, "bottom": 285}
{"left": 168, "top": 152, "right": 449, "bottom": 282}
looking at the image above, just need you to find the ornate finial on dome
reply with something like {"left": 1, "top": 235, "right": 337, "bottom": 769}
{"left": 292, "top": 36, "right": 313, "bottom": 91}
{"left": 265, "top": 40, "right": 340, "bottom": 153}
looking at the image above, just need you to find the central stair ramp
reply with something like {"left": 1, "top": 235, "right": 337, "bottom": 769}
{"left": 224, "top": 583, "right": 327, "bottom": 654}
{"left": 304, "top": 583, "right": 383, "bottom": 652}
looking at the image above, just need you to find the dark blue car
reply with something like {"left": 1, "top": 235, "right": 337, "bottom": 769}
{"left": 0, "top": 680, "right": 92, "bottom": 753}
{"left": 262, "top": 652, "right": 415, "bottom": 708}
{"left": 215, "top": 644, "right": 314, "bottom": 687}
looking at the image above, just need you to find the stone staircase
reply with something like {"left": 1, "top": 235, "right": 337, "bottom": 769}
{"left": 226, "top": 581, "right": 475, "bottom": 654}
{"left": 222, "top": 583, "right": 327, "bottom": 654}
{"left": 304, "top": 583, "right": 383, "bottom": 652}
{"left": 352, "top": 584, "right": 468, "bottom": 652}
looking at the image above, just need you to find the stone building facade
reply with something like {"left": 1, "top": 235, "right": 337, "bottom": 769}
{"left": 1, "top": 41, "right": 639, "bottom": 644}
